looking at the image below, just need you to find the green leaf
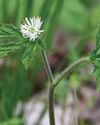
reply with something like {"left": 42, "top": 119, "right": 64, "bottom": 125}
{"left": 94, "top": 65, "right": 100, "bottom": 92}
{"left": 0, "top": 33, "right": 28, "bottom": 57}
{"left": 0, "top": 24, "right": 28, "bottom": 57}
{"left": 0, "top": 24, "right": 20, "bottom": 38}
{"left": 21, "top": 43, "right": 36, "bottom": 69}
{"left": 0, "top": 39, "right": 27, "bottom": 57}
{"left": 37, "top": 38, "right": 47, "bottom": 50}
{"left": 91, "top": 27, "right": 100, "bottom": 91}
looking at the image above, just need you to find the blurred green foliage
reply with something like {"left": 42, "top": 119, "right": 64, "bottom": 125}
{"left": 0, "top": 0, "right": 99, "bottom": 124}
{"left": 0, "top": 118, "right": 23, "bottom": 125}
{"left": 60, "top": 0, "right": 87, "bottom": 32}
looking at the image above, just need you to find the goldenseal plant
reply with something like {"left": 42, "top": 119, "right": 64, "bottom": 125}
{"left": 0, "top": 17, "right": 46, "bottom": 69}
{"left": 0, "top": 16, "right": 99, "bottom": 125}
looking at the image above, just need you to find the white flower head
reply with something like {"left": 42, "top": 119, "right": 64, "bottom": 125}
{"left": 20, "top": 17, "right": 44, "bottom": 41}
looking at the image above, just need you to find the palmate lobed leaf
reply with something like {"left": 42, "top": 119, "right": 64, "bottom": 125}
{"left": 0, "top": 40, "right": 27, "bottom": 57}
{"left": 0, "top": 24, "right": 20, "bottom": 37}
{"left": 94, "top": 65, "right": 100, "bottom": 92}
{"left": 37, "top": 38, "right": 47, "bottom": 50}
{"left": 91, "top": 28, "right": 100, "bottom": 91}
{"left": 21, "top": 43, "right": 36, "bottom": 69}
{"left": 0, "top": 24, "right": 46, "bottom": 69}
{"left": 0, "top": 24, "right": 28, "bottom": 59}
{"left": 21, "top": 38, "right": 47, "bottom": 69}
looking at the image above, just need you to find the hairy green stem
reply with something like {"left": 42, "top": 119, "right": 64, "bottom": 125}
{"left": 41, "top": 50, "right": 55, "bottom": 125}
{"left": 49, "top": 85, "right": 55, "bottom": 125}
{"left": 41, "top": 50, "right": 91, "bottom": 125}
{"left": 53, "top": 57, "right": 91, "bottom": 87}
{"left": 41, "top": 50, "right": 54, "bottom": 83}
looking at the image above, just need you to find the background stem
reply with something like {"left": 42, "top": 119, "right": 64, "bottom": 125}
{"left": 72, "top": 88, "right": 78, "bottom": 125}
{"left": 34, "top": 104, "right": 47, "bottom": 125}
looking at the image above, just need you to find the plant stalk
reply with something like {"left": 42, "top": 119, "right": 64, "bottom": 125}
{"left": 53, "top": 57, "right": 91, "bottom": 87}
{"left": 41, "top": 50, "right": 91, "bottom": 125}
{"left": 49, "top": 85, "right": 55, "bottom": 125}
{"left": 41, "top": 50, "right": 54, "bottom": 83}
{"left": 41, "top": 50, "right": 55, "bottom": 125}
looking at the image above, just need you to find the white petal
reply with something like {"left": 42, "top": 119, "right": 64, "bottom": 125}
{"left": 25, "top": 18, "right": 31, "bottom": 26}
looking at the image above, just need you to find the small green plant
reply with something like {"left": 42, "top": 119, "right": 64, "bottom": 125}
{"left": 91, "top": 28, "right": 100, "bottom": 92}
{"left": 0, "top": 16, "right": 99, "bottom": 125}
